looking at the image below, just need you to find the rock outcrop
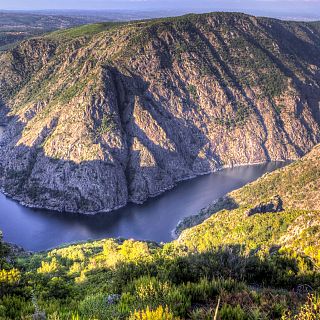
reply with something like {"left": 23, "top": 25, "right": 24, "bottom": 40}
{"left": 0, "top": 13, "right": 320, "bottom": 213}
{"left": 246, "top": 195, "right": 283, "bottom": 216}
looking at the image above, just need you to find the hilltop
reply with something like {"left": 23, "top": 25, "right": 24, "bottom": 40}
{"left": 0, "top": 12, "right": 320, "bottom": 213}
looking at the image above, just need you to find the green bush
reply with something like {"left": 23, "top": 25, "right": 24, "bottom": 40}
{"left": 79, "top": 293, "right": 119, "bottom": 319}
{"left": 219, "top": 304, "right": 247, "bottom": 320}
{"left": 129, "top": 305, "right": 179, "bottom": 320}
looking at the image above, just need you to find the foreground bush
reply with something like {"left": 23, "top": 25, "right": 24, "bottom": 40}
{"left": 129, "top": 305, "right": 179, "bottom": 320}
{"left": 283, "top": 294, "right": 320, "bottom": 320}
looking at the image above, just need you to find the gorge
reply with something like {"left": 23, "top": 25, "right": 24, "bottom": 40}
{"left": 0, "top": 154, "right": 285, "bottom": 251}
{"left": 0, "top": 12, "right": 319, "bottom": 214}
{"left": 1, "top": 9, "right": 320, "bottom": 319}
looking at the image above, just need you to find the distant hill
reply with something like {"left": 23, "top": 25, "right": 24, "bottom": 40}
{"left": 0, "top": 12, "right": 101, "bottom": 50}
{"left": 0, "top": 10, "right": 184, "bottom": 51}
{"left": 0, "top": 11, "right": 119, "bottom": 51}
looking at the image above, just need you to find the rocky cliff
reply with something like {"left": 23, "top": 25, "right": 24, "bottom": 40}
{"left": 0, "top": 13, "right": 320, "bottom": 213}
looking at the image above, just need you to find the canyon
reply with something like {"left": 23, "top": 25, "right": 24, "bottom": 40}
{"left": 0, "top": 12, "right": 320, "bottom": 213}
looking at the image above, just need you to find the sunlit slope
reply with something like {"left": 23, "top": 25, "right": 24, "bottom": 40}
{"left": 1, "top": 145, "right": 320, "bottom": 318}
{"left": 0, "top": 12, "right": 320, "bottom": 213}
{"left": 176, "top": 144, "right": 320, "bottom": 269}
{"left": 177, "top": 143, "right": 320, "bottom": 235}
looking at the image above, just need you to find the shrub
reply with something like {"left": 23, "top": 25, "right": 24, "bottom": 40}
{"left": 0, "top": 268, "right": 20, "bottom": 285}
{"left": 129, "top": 305, "right": 180, "bottom": 320}
{"left": 189, "top": 307, "right": 215, "bottom": 320}
{"left": 218, "top": 304, "right": 247, "bottom": 320}
{"left": 181, "top": 278, "right": 246, "bottom": 303}
{"left": 132, "top": 276, "right": 171, "bottom": 302}
{"left": 79, "top": 293, "right": 119, "bottom": 319}
{"left": 283, "top": 294, "right": 320, "bottom": 320}
{"left": 187, "top": 85, "right": 198, "bottom": 100}
{"left": 37, "top": 257, "right": 59, "bottom": 274}
{"left": 97, "top": 114, "right": 117, "bottom": 135}
{"left": 0, "top": 295, "right": 34, "bottom": 319}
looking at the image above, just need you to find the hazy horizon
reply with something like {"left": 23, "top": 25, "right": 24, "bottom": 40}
{"left": 0, "top": 0, "right": 319, "bottom": 20}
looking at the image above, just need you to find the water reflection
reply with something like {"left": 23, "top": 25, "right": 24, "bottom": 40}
{"left": 0, "top": 161, "right": 287, "bottom": 251}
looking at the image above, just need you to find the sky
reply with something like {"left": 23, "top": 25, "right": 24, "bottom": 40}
{"left": 0, "top": 0, "right": 319, "bottom": 20}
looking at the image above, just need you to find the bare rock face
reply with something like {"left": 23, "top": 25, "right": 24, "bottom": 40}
{"left": 0, "top": 13, "right": 320, "bottom": 213}
{"left": 246, "top": 195, "right": 283, "bottom": 217}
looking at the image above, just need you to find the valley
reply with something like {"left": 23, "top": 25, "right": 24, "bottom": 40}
{"left": 0, "top": 140, "right": 319, "bottom": 319}
{"left": 0, "top": 13, "right": 320, "bottom": 214}
{"left": 0, "top": 10, "right": 320, "bottom": 319}
{"left": 0, "top": 161, "right": 285, "bottom": 251}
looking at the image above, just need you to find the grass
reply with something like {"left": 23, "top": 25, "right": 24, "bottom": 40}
{"left": 47, "top": 22, "right": 124, "bottom": 40}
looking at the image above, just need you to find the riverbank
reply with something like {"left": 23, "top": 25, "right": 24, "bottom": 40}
{"left": 0, "top": 162, "right": 286, "bottom": 251}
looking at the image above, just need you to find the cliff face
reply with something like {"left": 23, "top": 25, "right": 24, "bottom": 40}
{"left": 0, "top": 13, "right": 320, "bottom": 213}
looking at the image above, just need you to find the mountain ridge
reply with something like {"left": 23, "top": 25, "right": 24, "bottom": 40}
{"left": 0, "top": 11, "right": 320, "bottom": 213}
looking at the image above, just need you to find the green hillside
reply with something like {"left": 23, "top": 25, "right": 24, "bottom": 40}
{"left": 176, "top": 144, "right": 320, "bottom": 235}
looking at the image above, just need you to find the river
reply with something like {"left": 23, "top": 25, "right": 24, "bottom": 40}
{"left": 0, "top": 165, "right": 287, "bottom": 251}
{"left": 0, "top": 124, "right": 288, "bottom": 251}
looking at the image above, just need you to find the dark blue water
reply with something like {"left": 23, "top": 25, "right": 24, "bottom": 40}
{"left": 0, "top": 161, "right": 287, "bottom": 251}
